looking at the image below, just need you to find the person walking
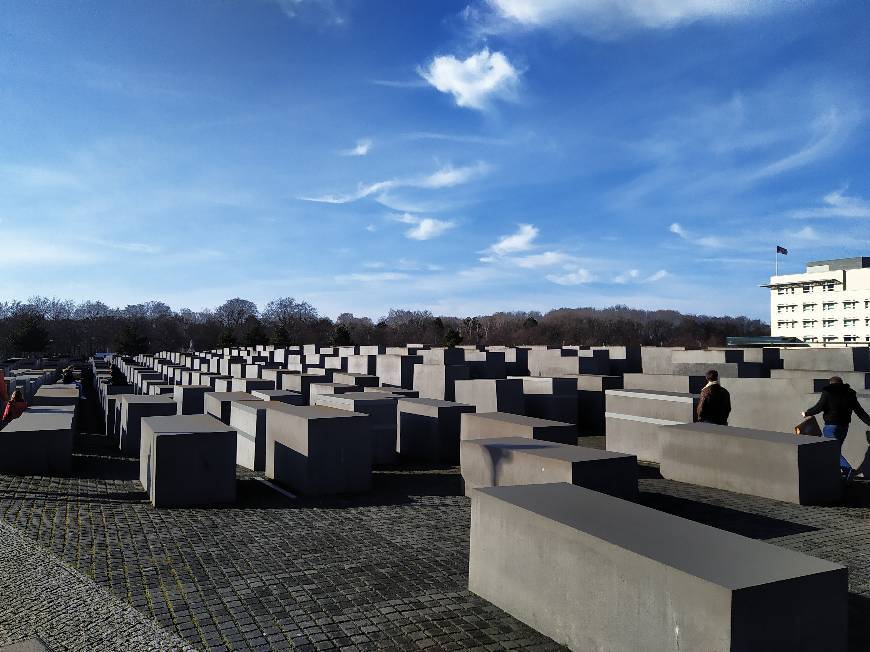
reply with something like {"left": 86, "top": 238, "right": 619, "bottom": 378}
{"left": 802, "top": 376, "right": 870, "bottom": 479}
{"left": 2, "top": 389, "right": 27, "bottom": 423}
{"left": 697, "top": 369, "right": 731, "bottom": 425}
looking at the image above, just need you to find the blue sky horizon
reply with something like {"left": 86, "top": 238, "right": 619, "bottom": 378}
{"left": 2, "top": 0, "right": 869, "bottom": 321}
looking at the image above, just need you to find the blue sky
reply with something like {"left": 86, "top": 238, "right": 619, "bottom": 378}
{"left": 2, "top": 0, "right": 869, "bottom": 320}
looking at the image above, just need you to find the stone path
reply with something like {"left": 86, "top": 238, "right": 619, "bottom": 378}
{"left": 2, "top": 430, "right": 870, "bottom": 650}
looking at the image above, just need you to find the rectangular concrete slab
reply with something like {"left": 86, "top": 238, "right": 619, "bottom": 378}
{"left": 397, "top": 397, "right": 476, "bottom": 463}
{"left": 139, "top": 414, "right": 237, "bottom": 508}
{"left": 264, "top": 404, "right": 372, "bottom": 494}
{"left": 461, "top": 437, "right": 637, "bottom": 498}
{"left": 659, "top": 422, "right": 842, "bottom": 504}
{"left": 460, "top": 411, "right": 577, "bottom": 445}
{"left": 469, "top": 483, "right": 847, "bottom": 652}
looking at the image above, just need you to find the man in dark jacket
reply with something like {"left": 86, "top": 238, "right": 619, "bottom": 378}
{"left": 803, "top": 376, "right": 870, "bottom": 477}
{"left": 697, "top": 370, "right": 731, "bottom": 425}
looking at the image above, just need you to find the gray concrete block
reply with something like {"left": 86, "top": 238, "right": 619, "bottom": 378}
{"left": 313, "top": 392, "right": 398, "bottom": 464}
{"left": 605, "top": 412, "right": 680, "bottom": 463}
{"left": 659, "top": 422, "right": 842, "bottom": 504}
{"left": 264, "top": 404, "right": 371, "bottom": 494}
{"left": 413, "top": 363, "right": 470, "bottom": 401}
{"left": 0, "top": 405, "right": 75, "bottom": 475}
{"left": 139, "top": 414, "right": 237, "bottom": 508}
{"left": 623, "top": 373, "right": 707, "bottom": 394}
{"left": 461, "top": 438, "right": 637, "bottom": 498}
{"left": 469, "top": 483, "right": 847, "bottom": 652}
{"left": 376, "top": 355, "right": 423, "bottom": 389}
{"left": 460, "top": 412, "right": 576, "bottom": 444}
{"left": 396, "top": 398, "right": 476, "bottom": 463}
{"left": 781, "top": 347, "right": 870, "bottom": 372}
{"left": 331, "top": 372, "right": 379, "bottom": 388}
{"left": 605, "top": 389, "right": 698, "bottom": 422}
{"left": 515, "top": 377, "right": 577, "bottom": 424}
{"left": 281, "top": 372, "right": 329, "bottom": 403}
{"left": 173, "top": 385, "right": 210, "bottom": 415}
{"left": 229, "top": 399, "right": 269, "bottom": 471}
{"left": 31, "top": 385, "right": 79, "bottom": 407}
{"left": 454, "top": 379, "right": 524, "bottom": 415}
{"left": 230, "top": 378, "right": 275, "bottom": 393}
{"left": 204, "top": 391, "right": 261, "bottom": 425}
{"left": 250, "top": 389, "right": 305, "bottom": 404}
{"left": 118, "top": 395, "right": 178, "bottom": 456}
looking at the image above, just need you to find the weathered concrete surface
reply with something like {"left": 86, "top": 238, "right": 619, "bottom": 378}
{"left": 623, "top": 373, "right": 707, "bottom": 395}
{"left": 204, "top": 391, "right": 260, "bottom": 425}
{"left": 172, "top": 385, "right": 210, "bottom": 415}
{"left": 660, "top": 423, "right": 842, "bottom": 504}
{"left": 781, "top": 348, "right": 870, "bottom": 372}
{"left": 605, "top": 413, "right": 680, "bottom": 463}
{"left": 469, "top": 483, "right": 847, "bottom": 652}
{"left": 460, "top": 412, "right": 577, "bottom": 444}
{"left": 264, "top": 404, "right": 371, "bottom": 494}
{"left": 515, "top": 377, "right": 577, "bottom": 424}
{"left": 461, "top": 438, "right": 637, "bottom": 498}
{"left": 375, "top": 355, "right": 423, "bottom": 390}
{"left": 454, "top": 379, "right": 524, "bottom": 415}
{"left": 229, "top": 400, "right": 269, "bottom": 472}
{"left": 249, "top": 389, "right": 304, "bottom": 404}
{"left": 313, "top": 392, "right": 398, "bottom": 464}
{"left": 0, "top": 406, "right": 75, "bottom": 475}
{"left": 118, "top": 396, "right": 177, "bottom": 456}
{"left": 605, "top": 389, "right": 698, "bottom": 422}
{"left": 31, "top": 385, "right": 79, "bottom": 407}
{"left": 139, "top": 415, "right": 237, "bottom": 508}
{"left": 413, "top": 363, "right": 470, "bottom": 401}
{"left": 396, "top": 398, "right": 475, "bottom": 463}
{"left": 572, "top": 375, "right": 622, "bottom": 436}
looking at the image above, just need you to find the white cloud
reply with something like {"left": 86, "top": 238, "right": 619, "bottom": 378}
{"left": 341, "top": 139, "right": 372, "bottom": 156}
{"left": 669, "top": 222, "right": 726, "bottom": 249}
{"left": 298, "top": 162, "right": 489, "bottom": 204}
{"left": 513, "top": 251, "right": 570, "bottom": 268}
{"left": 546, "top": 267, "right": 595, "bottom": 285}
{"left": 488, "top": 223, "right": 538, "bottom": 255}
{"left": 645, "top": 269, "right": 669, "bottom": 282}
{"left": 669, "top": 222, "right": 688, "bottom": 238}
{"left": 614, "top": 269, "right": 640, "bottom": 283}
{"left": 484, "top": 0, "right": 786, "bottom": 37}
{"left": 419, "top": 48, "right": 520, "bottom": 110}
{"left": 790, "top": 188, "right": 870, "bottom": 220}
{"left": 394, "top": 213, "right": 457, "bottom": 240}
{"left": 614, "top": 268, "right": 669, "bottom": 283}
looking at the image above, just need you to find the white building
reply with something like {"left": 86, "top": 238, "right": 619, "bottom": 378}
{"left": 765, "top": 257, "right": 870, "bottom": 345}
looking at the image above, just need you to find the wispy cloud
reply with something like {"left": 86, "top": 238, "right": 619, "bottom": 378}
{"left": 614, "top": 268, "right": 669, "bottom": 283}
{"left": 512, "top": 251, "right": 570, "bottom": 268}
{"left": 340, "top": 138, "right": 372, "bottom": 156}
{"left": 790, "top": 187, "right": 870, "bottom": 219}
{"left": 298, "top": 162, "right": 489, "bottom": 204}
{"left": 486, "top": 223, "right": 538, "bottom": 255}
{"left": 546, "top": 267, "right": 595, "bottom": 285}
{"left": 480, "top": 0, "right": 790, "bottom": 38}
{"left": 669, "top": 222, "right": 727, "bottom": 248}
{"left": 394, "top": 213, "right": 456, "bottom": 240}
{"left": 419, "top": 48, "right": 521, "bottom": 111}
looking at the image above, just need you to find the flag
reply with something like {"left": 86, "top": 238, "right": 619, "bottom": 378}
{"left": 776, "top": 246, "right": 788, "bottom": 255}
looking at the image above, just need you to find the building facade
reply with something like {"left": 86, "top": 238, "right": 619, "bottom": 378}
{"left": 766, "top": 257, "right": 870, "bottom": 344}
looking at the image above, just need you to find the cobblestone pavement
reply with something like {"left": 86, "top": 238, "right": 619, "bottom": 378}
{"left": 0, "top": 517, "right": 195, "bottom": 651}
{"left": 2, "top": 425, "right": 870, "bottom": 650}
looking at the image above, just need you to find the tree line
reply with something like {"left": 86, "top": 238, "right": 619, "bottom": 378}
{"left": 0, "top": 296, "right": 769, "bottom": 358}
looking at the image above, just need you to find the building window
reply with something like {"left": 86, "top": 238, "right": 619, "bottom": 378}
{"left": 823, "top": 319, "right": 837, "bottom": 328}
{"left": 777, "top": 321, "right": 788, "bottom": 328}
{"left": 823, "top": 302, "right": 836, "bottom": 311}
{"left": 823, "top": 283, "right": 836, "bottom": 292}
{"left": 803, "top": 303, "right": 816, "bottom": 312}
{"left": 845, "top": 335, "right": 859, "bottom": 342}
{"left": 803, "top": 320, "right": 817, "bottom": 328}
{"left": 865, "top": 300, "right": 870, "bottom": 309}
{"left": 824, "top": 336, "right": 837, "bottom": 342}
{"left": 845, "top": 319, "right": 858, "bottom": 327}
{"left": 803, "top": 285, "right": 812, "bottom": 293}
{"left": 844, "top": 301, "right": 858, "bottom": 309}
{"left": 805, "top": 337, "right": 818, "bottom": 343}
